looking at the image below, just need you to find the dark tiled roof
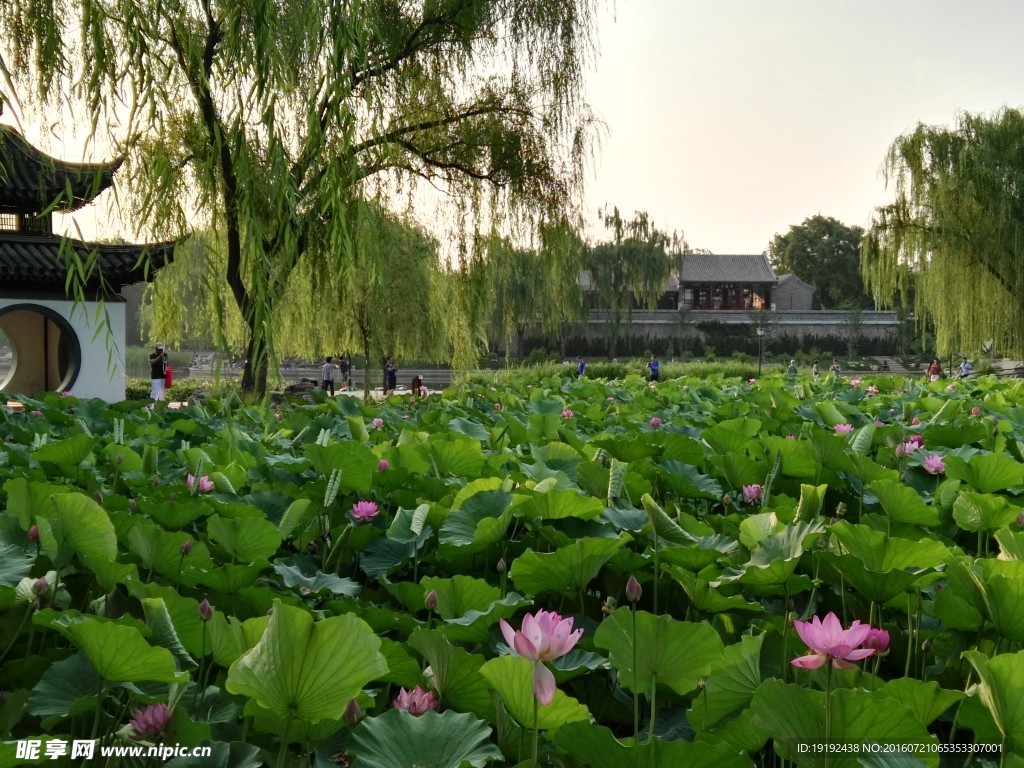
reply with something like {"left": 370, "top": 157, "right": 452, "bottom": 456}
{"left": 0, "top": 234, "right": 174, "bottom": 293}
{"left": 776, "top": 273, "right": 813, "bottom": 290}
{"left": 681, "top": 254, "right": 777, "bottom": 284}
{"left": 0, "top": 125, "right": 121, "bottom": 214}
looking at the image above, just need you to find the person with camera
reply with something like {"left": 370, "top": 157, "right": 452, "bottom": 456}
{"left": 149, "top": 343, "right": 169, "bottom": 401}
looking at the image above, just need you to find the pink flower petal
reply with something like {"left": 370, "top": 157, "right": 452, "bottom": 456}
{"left": 533, "top": 662, "right": 557, "bottom": 705}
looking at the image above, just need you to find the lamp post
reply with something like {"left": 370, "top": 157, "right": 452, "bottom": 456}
{"left": 756, "top": 327, "right": 765, "bottom": 376}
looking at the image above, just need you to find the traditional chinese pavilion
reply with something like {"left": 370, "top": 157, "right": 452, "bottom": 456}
{"left": 0, "top": 123, "right": 174, "bottom": 400}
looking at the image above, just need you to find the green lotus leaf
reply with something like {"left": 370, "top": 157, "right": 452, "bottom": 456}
{"left": 183, "top": 561, "right": 270, "bottom": 593}
{"left": 868, "top": 479, "right": 940, "bottom": 526}
{"left": 439, "top": 490, "right": 513, "bottom": 547}
{"left": 0, "top": 543, "right": 34, "bottom": 587}
{"left": 206, "top": 514, "right": 281, "bottom": 561}
{"left": 276, "top": 499, "right": 314, "bottom": 540}
{"left": 510, "top": 537, "right": 624, "bottom": 596}
{"left": 963, "top": 649, "right": 1024, "bottom": 749}
{"left": 378, "top": 636, "right": 425, "bottom": 689}
{"left": 141, "top": 497, "right": 211, "bottom": 529}
{"left": 952, "top": 491, "right": 1019, "bottom": 533}
{"left": 594, "top": 606, "right": 723, "bottom": 695}
{"left": 661, "top": 461, "right": 723, "bottom": 500}
{"left": 52, "top": 615, "right": 186, "bottom": 683}
{"left": 272, "top": 559, "right": 361, "bottom": 597}
{"left": 3, "top": 477, "right": 69, "bottom": 528}
{"left": 922, "top": 422, "right": 991, "bottom": 449}
{"left": 708, "top": 452, "right": 764, "bottom": 489}
{"left": 751, "top": 680, "right": 938, "bottom": 768}
{"left": 427, "top": 437, "right": 485, "bottom": 478}
{"left": 141, "top": 596, "right": 198, "bottom": 670}
{"left": 829, "top": 521, "right": 949, "bottom": 571}
{"left": 665, "top": 566, "right": 762, "bottom": 614}
{"left": 552, "top": 720, "right": 752, "bottom": 768}
{"left": 103, "top": 443, "right": 143, "bottom": 472}
{"left": 227, "top": 601, "right": 387, "bottom": 727}
{"left": 702, "top": 424, "right": 759, "bottom": 456}
{"left": 847, "top": 452, "right": 900, "bottom": 485}
{"left": 793, "top": 484, "right": 828, "bottom": 522}
{"left": 807, "top": 431, "right": 855, "bottom": 473}
{"left": 526, "top": 487, "right": 604, "bottom": 521}
{"left": 944, "top": 453, "right": 1024, "bottom": 494}
{"left": 479, "top": 655, "right": 590, "bottom": 730}
{"left": 36, "top": 492, "right": 121, "bottom": 588}
{"left": 32, "top": 433, "right": 98, "bottom": 468}
{"left": 163, "top": 741, "right": 263, "bottom": 768}
{"left": 26, "top": 651, "right": 102, "bottom": 719}
{"left": 409, "top": 629, "right": 494, "bottom": 720}
{"left": 350, "top": 710, "right": 501, "bottom": 768}
{"left": 873, "top": 679, "right": 963, "bottom": 726}
{"left": 762, "top": 437, "right": 819, "bottom": 479}
{"left": 303, "top": 441, "right": 375, "bottom": 493}
{"left": 126, "top": 523, "right": 215, "bottom": 580}
{"left": 661, "top": 433, "right": 706, "bottom": 464}
{"left": 686, "top": 633, "right": 764, "bottom": 731}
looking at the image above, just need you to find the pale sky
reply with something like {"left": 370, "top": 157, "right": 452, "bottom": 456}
{"left": 7, "top": 2, "right": 1024, "bottom": 255}
{"left": 584, "top": 1, "right": 1024, "bottom": 254}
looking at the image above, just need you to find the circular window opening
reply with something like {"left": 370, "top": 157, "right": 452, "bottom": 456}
{"left": 0, "top": 304, "right": 81, "bottom": 396}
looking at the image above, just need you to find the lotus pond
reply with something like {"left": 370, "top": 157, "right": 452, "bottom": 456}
{"left": 2, "top": 372, "right": 1024, "bottom": 767}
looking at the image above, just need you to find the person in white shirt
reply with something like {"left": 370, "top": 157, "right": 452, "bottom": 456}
{"left": 321, "top": 357, "right": 335, "bottom": 396}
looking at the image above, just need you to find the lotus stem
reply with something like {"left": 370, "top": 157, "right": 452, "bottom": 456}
{"left": 632, "top": 605, "right": 639, "bottom": 739}
{"left": 648, "top": 672, "right": 657, "bottom": 743}
{"left": 825, "top": 663, "right": 833, "bottom": 768}
{"left": 532, "top": 695, "right": 539, "bottom": 765}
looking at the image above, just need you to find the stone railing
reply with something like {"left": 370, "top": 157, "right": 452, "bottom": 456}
{"left": 586, "top": 310, "right": 899, "bottom": 326}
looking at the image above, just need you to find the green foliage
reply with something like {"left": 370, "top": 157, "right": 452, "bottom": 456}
{"left": 768, "top": 215, "right": 870, "bottom": 309}
{"left": 864, "top": 107, "right": 1024, "bottom": 356}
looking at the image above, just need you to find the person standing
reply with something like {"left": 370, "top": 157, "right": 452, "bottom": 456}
{"left": 829, "top": 358, "right": 841, "bottom": 376}
{"left": 812, "top": 359, "right": 821, "bottom": 380}
{"left": 149, "top": 343, "right": 168, "bottom": 401}
{"left": 384, "top": 357, "right": 398, "bottom": 395}
{"left": 787, "top": 359, "right": 798, "bottom": 375}
{"left": 647, "top": 355, "right": 660, "bottom": 382}
{"left": 321, "top": 357, "right": 335, "bottom": 396}
{"left": 576, "top": 356, "right": 586, "bottom": 378}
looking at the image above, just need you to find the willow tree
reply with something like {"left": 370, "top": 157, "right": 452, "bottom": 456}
{"left": 862, "top": 108, "right": 1024, "bottom": 356}
{"left": 487, "top": 221, "right": 585, "bottom": 358}
{"left": 585, "top": 208, "right": 683, "bottom": 358}
{"left": 0, "top": 0, "right": 597, "bottom": 394}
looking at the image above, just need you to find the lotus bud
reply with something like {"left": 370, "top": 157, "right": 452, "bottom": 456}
{"left": 625, "top": 575, "right": 642, "bottom": 603}
{"left": 115, "top": 453, "right": 124, "bottom": 464}
{"left": 377, "top": 458, "right": 389, "bottom": 471}
{"left": 722, "top": 493, "right": 732, "bottom": 506}
{"left": 1017, "top": 513, "right": 1024, "bottom": 529}
{"left": 28, "top": 524, "right": 38, "bottom": 541}
{"left": 129, "top": 498, "right": 137, "bottom": 510}
{"left": 921, "top": 638, "right": 932, "bottom": 652}
{"left": 496, "top": 557, "right": 507, "bottom": 574}
{"left": 93, "top": 490, "right": 103, "bottom": 504}
{"left": 180, "top": 540, "right": 193, "bottom": 556}
{"left": 198, "top": 598, "right": 213, "bottom": 622}
{"left": 32, "top": 577, "right": 48, "bottom": 596}
{"left": 425, "top": 590, "right": 439, "bottom": 611}
{"left": 343, "top": 699, "right": 362, "bottom": 724}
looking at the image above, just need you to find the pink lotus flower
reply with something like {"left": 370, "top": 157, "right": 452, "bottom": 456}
{"left": 874, "top": 419, "right": 884, "bottom": 427}
{"left": 834, "top": 423, "right": 853, "bottom": 435}
{"left": 748, "top": 378, "right": 757, "bottom": 385}
{"left": 344, "top": 698, "right": 362, "bottom": 724}
{"left": 791, "top": 612, "right": 877, "bottom": 670}
{"left": 500, "top": 610, "right": 583, "bottom": 705}
{"left": 393, "top": 685, "right": 438, "bottom": 716}
{"left": 187, "top": 474, "right": 214, "bottom": 493}
{"left": 372, "top": 417, "right": 384, "bottom": 429}
{"left": 198, "top": 598, "right": 213, "bottom": 622}
{"left": 625, "top": 575, "right": 642, "bottom": 603}
{"left": 129, "top": 702, "right": 171, "bottom": 739}
{"left": 971, "top": 406, "right": 981, "bottom": 417}
{"left": 494, "top": 402, "right": 502, "bottom": 410}
{"left": 742, "top": 484, "right": 762, "bottom": 503}
{"left": 402, "top": 414, "right": 410, "bottom": 420}
{"left": 911, "top": 416, "right": 921, "bottom": 426}
{"left": 377, "top": 459, "right": 389, "bottom": 471}
{"left": 274, "top": 411, "right": 282, "bottom": 422}
{"left": 909, "top": 433, "right": 924, "bottom": 448}
{"left": 650, "top": 417, "right": 662, "bottom": 429}
{"left": 561, "top": 409, "right": 574, "bottom": 419}
{"left": 867, "top": 386, "right": 879, "bottom": 395}
{"left": 923, "top": 454, "right": 946, "bottom": 475}
{"left": 28, "top": 524, "right": 38, "bottom": 541}
{"left": 352, "top": 500, "right": 379, "bottom": 523}
{"left": 862, "top": 627, "right": 890, "bottom": 656}
{"left": 895, "top": 440, "right": 918, "bottom": 458}
{"left": 850, "top": 378, "right": 862, "bottom": 387}
{"left": 786, "top": 434, "right": 796, "bottom": 439}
